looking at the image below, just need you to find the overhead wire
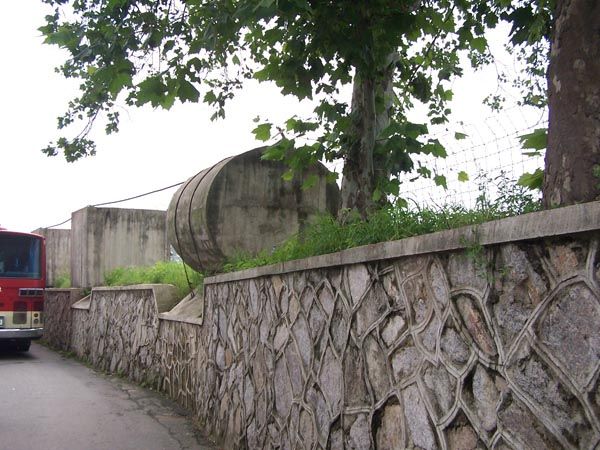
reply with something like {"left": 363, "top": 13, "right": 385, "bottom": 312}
{"left": 46, "top": 217, "right": 72, "bottom": 229}
{"left": 46, "top": 180, "right": 184, "bottom": 229}
{"left": 92, "top": 181, "right": 184, "bottom": 207}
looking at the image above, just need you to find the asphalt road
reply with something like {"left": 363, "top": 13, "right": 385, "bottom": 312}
{"left": 0, "top": 343, "right": 216, "bottom": 450}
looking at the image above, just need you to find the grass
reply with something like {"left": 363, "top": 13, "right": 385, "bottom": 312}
{"left": 103, "top": 261, "right": 203, "bottom": 299}
{"left": 223, "top": 173, "right": 541, "bottom": 272}
{"left": 53, "top": 272, "right": 71, "bottom": 288}
{"left": 101, "top": 174, "right": 541, "bottom": 282}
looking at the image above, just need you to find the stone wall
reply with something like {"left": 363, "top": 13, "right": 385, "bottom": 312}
{"left": 156, "top": 319, "right": 208, "bottom": 413}
{"left": 43, "top": 288, "right": 85, "bottom": 351}
{"left": 197, "top": 236, "right": 600, "bottom": 449}
{"left": 67, "top": 285, "right": 178, "bottom": 383}
{"left": 44, "top": 201, "right": 600, "bottom": 449}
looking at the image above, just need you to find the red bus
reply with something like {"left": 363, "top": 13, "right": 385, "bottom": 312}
{"left": 0, "top": 229, "right": 45, "bottom": 351}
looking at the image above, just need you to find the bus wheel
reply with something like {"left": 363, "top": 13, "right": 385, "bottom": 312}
{"left": 16, "top": 340, "right": 31, "bottom": 352}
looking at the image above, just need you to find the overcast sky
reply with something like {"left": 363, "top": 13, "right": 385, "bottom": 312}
{"left": 1, "top": 1, "right": 319, "bottom": 233}
{"left": 1, "top": 1, "right": 542, "bottom": 233}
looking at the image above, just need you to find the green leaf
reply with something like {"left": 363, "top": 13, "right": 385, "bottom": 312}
{"left": 162, "top": 40, "right": 176, "bottom": 54}
{"left": 411, "top": 74, "right": 432, "bottom": 102}
{"left": 109, "top": 72, "right": 133, "bottom": 96}
{"left": 325, "top": 172, "right": 339, "bottom": 183}
{"left": 284, "top": 118, "right": 319, "bottom": 134}
{"left": 380, "top": 122, "right": 403, "bottom": 139}
{"left": 404, "top": 122, "right": 428, "bottom": 139}
{"left": 385, "top": 178, "right": 400, "bottom": 197}
{"left": 107, "top": 0, "right": 129, "bottom": 10}
{"left": 454, "top": 132, "right": 468, "bottom": 140}
{"left": 42, "top": 0, "right": 541, "bottom": 201}
{"left": 254, "top": 67, "right": 270, "bottom": 82}
{"left": 424, "top": 139, "right": 447, "bottom": 158}
{"left": 136, "top": 76, "right": 168, "bottom": 107}
{"left": 177, "top": 80, "right": 200, "bottom": 103}
{"left": 44, "top": 25, "right": 80, "bottom": 50}
{"left": 203, "top": 90, "right": 217, "bottom": 104}
{"left": 439, "top": 88, "right": 453, "bottom": 101}
{"left": 256, "top": 0, "right": 276, "bottom": 9}
{"left": 261, "top": 144, "right": 285, "bottom": 161}
{"left": 286, "top": 117, "right": 298, "bottom": 131}
{"left": 518, "top": 128, "right": 547, "bottom": 151}
{"left": 396, "top": 197, "right": 408, "bottom": 209}
{"left": 252, "top": 123, "right": 272, "bottom": 141}
{"left": 457, "top": 171, "right": 469, "bottom": 182}
{"left": 160, "top": 92, "right": 176, "bottom": 109}
{"left": 302, "top": 174, "right": 318, "bottom": 190}
{"left": 471, "top": 36, "right": 488, "bottom": 53}
{"left": 517, "top": 168, "right": 544, "bottom": 190}
{"left": 282, "top": 169, "right": 294, "bottom": 182}
{"left": 434, "top": 174, "right": 448, "bottom": 189}
{"left": 417, "top": 166, "right": 432, "bottom": 178}
{"left": 372, "top": 188, "right": 382, "bottom": 202}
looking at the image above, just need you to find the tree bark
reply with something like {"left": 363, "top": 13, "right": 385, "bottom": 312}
{"left": 341, "top": 56, "right": 396, "bottom": 217}
{"left": 341, "top": 73, "right": 378, "bottom": 216}
{"left": 543, "top": 0, "right": 600, "bottom": 207}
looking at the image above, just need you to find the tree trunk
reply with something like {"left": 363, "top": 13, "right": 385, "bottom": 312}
{"left": 341, "top": 56, "right": 396, "bottom": 217}
{"left": 543, "top": 0, "right": 600, "bottom": 208}
{"left": 341, "top": 73, "right": 378, "bottom": 216}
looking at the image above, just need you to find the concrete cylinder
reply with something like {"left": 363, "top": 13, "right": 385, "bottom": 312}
{"left": 167, "top": 147, "right": 340, "bottom": 272}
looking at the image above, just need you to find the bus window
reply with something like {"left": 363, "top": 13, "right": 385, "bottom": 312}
{"left": 0, "top": 235, "right": 41, "bottom": 279}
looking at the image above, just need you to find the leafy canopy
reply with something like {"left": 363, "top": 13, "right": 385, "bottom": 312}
{"left": 40, "top": 0, "right": 551, "bottom": 198}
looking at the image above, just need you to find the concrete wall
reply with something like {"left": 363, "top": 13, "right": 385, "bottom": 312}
{"left": 32, "top": 228, "right": 71, "bottom": 287}
{"left": 44, "top": 201, "right": 600, "bottom": 449}
{"left": 70, "top": 206, "right": 169, "bottom": 287}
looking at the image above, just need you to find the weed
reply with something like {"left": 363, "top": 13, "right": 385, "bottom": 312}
{"left": 593, "top": 165, "right": 600, "bottom": 189}
{"left": 99, "top": 176, "right": 540, "bottom": 277}
{"left": 53, "top": 272, "right": 71, "bottom": 288}
{"left": 460, "top": 233, "right": 490, "bottom": 280}
{"left": 103, "top": 261, "right": 203, "bottom": 299}
{"left": 224, "top": 173, "right": 542, "bottom": 272}
{"left": 475, "top": 171, "right": 540, "bottom": 219}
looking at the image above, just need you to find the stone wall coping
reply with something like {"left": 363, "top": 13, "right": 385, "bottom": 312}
{"left": 68, "top": 284, "right": 179, "bottom": 313}
{"left": 158, "top": 313, "right": 204, "bottom": 326}
{"left": 159, "top": 288, "right": 204, "bottom": 325}
{"left": 205, "top": 200, "right": 600, "bottom": 285}
{"left": 91, "top": 284, "right": 171, "bottom": 291}
{"left": 45, "top": 288, "right": 85, "bottom": 293}
{"left": 72, "top": 295, "right": 91, "bottom": 310}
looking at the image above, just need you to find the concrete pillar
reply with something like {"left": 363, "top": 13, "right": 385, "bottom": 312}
{"left": 32, "top": 228, "right": 71, "bottom": 287}
{"left": 70, "top": 206, "right": 169, "bottom": 288}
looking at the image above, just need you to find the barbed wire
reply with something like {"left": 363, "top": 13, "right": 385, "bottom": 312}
{"left": 400, "top": 105, "right": 547, "bottom": 208}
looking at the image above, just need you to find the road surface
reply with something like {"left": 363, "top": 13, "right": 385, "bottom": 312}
{"left": 0, "top": 343, "right": 216, "bottom": 450}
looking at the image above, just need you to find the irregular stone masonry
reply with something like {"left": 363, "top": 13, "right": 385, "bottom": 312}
{"left": 195, "top": 239, "right": 600, "bottom": 449}
{"left": 43, "top": 288, "right": 85, "bottom": 351}
{"left": 66, "top": 287, "right": 164, "bottom": 385}
{"left": 45, "top": 234, "right": 600, "bottom": 448}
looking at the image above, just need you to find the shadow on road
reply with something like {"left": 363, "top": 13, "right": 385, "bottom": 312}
{"left": 0, "top": 344, "right": 36, "bottom": 360}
